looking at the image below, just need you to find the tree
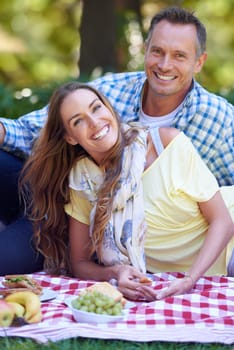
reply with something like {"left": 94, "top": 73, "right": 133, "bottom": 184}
{"left": 79, "top": 0, "right": 117, "bottom": 77}
{"left": 0, "top": 0, "right": 233, "bottom": 95}
{"left": 78, "top": 0, "right": 143, "bottom": 78}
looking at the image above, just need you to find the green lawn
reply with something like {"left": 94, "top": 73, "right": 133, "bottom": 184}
{"left": 0, "top": 337, "right": 233, "bottom": 350}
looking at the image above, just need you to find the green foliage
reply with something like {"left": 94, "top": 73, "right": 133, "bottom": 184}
{"left": 0, "top": 83, "right": 53, "bottom": 118}
{"left": 0, "top": 78, "right": 76, "bottom": 118}
{"left": 220, "top": 88, "right": 234, "bottom": 105}
{"left": 0, "top": 0, "right": 233, "bottom": 103}
{"left": 0, "top": 0, "right": 81, "bottom": 87}
{"left": 0, "top": 85, "right": 14, "bottom": 115}
{"left": 0, "top": 79, "right": 233, "bottom": 120}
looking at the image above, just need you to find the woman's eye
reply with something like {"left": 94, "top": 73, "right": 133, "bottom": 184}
{"left": 73, "top": 118, "right": 82, "bottom": 126}
{"left": 93, "top": 104, "right": 102, "bottom": 113}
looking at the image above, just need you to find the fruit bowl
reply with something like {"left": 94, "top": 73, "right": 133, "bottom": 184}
{"left": 65, "top": 296, "right": 125, "bottom": 323}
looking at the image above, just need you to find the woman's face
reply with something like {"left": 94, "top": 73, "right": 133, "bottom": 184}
{"left": 61, "top": 88, "right": 119, "bottom": 164}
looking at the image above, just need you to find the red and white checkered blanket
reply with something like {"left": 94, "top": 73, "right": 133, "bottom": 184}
{"left": 0, "top": 272, "right": 233, "bottom": 344}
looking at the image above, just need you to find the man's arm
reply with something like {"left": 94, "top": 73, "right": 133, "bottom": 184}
{"left": 0, "top": 105, "right": 49, "bottom": 158}
{"left": 0, "top": 123, "right": 5, "bottom": 145}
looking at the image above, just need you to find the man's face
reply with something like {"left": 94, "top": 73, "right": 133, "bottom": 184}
{"left": 144, "top": 20, "right": 207, "bottom": 100}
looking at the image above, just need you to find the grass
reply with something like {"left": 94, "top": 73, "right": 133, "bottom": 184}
{"left": 0, "top": 337, "right": 233, "bottom": 350}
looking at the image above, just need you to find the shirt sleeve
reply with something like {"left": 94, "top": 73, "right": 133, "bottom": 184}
{"left": 0, "top": 105, "right": 48, "bottom": 158}
{"left": 171, "top": 132, "right": 219, "bottom": 202}
{"left": 64, "top": 188, "right": 92, "bottom": 225}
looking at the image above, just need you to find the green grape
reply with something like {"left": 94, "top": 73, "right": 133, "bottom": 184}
{"left": 95, "top": 298, "right": 105, "bottom": 307}
{"left": 95, "top": 306, "right": 103, "bottom": 314}
{"left": 111, "top": 303, "right": 122, "bottom": 315}
{"left": 92, "top": 291, "right": 100, "bottom": 298}
{"left": 105, "top": 308, "right": 114, "bottom": 315}
{"left": 88, "top": 304, "right": 96, "bottom": 313}
{"left": 82, "top": 294, "right": 90, "bottom": 304}
{"left": 80, "top": 305, "right": 89, "bottom": 312}
{"left": 71, "top": 299, "right": 81, "bottom": 309}
{"left": 104, "top": 298, "right": 115, "bottom": 309}
{"left": 72, "top": 291, "right": 123, "bottom": 316}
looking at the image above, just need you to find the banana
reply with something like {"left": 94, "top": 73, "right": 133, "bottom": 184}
{"left": 5, "top": 291, "right": 41, "bottom": 322}
{"left": 7, "top": 301, "right": 25, "bottom": 318}
{"left": 26, "top": 309, "right": 42, "bottom": 323}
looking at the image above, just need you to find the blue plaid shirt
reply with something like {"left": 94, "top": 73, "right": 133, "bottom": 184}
{"left": 1, "top": 71, "right": 233, "bottom": 185}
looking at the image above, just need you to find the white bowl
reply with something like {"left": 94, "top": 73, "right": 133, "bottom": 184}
{"left": 65, "top": 296, "right": 125, "bottom": 323}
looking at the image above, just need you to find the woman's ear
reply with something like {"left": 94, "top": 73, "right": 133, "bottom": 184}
{"left": 64, "top": 134, "right": 78, "bottom": 145}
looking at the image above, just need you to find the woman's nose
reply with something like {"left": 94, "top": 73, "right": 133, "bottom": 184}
{"left": 87, "top": 114, "right": 98, "bottom": 128}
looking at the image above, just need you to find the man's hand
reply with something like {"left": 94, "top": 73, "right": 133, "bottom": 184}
{"left": 0, "top": 123, "right": 6, "bottom": 144}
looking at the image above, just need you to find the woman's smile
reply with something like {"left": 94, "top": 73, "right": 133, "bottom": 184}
{"left": 92, "top": 125, "right": 109, "bottom": 140}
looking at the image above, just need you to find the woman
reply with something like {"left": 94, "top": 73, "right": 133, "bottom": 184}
{"left": 20, "top": 82, "right": 234, "bottom": 301}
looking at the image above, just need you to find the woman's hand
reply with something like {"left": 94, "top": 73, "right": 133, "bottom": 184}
{"left": 137, "top": 276, "right": 194, "bottom": 300}
{"left": 115, "top": 265, "right": 154, "bottom": 301}
{"left": 155, "top": 276, "right": 194, "bottom": 299}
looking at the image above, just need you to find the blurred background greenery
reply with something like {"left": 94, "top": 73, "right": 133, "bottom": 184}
{"left": 0, "top": 0, "right": 233, "bottom": 118}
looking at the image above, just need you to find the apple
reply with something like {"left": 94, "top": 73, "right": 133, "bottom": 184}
{"left": 0, "top": 299, "right": 14, "bottom": 327}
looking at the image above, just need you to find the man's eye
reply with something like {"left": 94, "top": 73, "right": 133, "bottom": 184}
{"left": 176, "top": 53, "right": 185, "bottom": 58}
{"left": 152, "top": 48, "right": 161, "bottom": 54}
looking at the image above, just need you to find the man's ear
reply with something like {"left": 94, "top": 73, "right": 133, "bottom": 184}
{"left": 194, "top": 51, "right": 208, "bottom": 74}
{"left": 64, "top": 134, "right": 78, "bottom": 145}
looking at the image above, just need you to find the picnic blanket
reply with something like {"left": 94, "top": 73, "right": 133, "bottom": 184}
{"left": 0, "top": 272, "right": 233, "bottom": 344}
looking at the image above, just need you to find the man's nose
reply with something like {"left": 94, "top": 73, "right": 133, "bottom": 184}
{"left": 157, "top": 55, "right": 172, "bottom": 70}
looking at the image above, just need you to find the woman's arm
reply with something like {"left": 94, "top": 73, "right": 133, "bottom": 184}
{"left": 69, "top": 216, "right": 120, "bottom": 281}
{"left": 138, "top": 191, "right": 234, "bottom": 300}
{"left": 69, "top": 216, "right": 152, "bottom": 300}
{"left": 187, "top": 191, "right": 234, "bottom": 282}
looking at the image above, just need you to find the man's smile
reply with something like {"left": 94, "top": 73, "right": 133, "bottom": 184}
{"left": 155, "top": 72, "right": 176, "bottom": 81}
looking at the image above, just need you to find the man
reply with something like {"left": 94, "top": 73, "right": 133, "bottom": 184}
{"left": 0, "top": 6, "right": 233, "bottom": 274}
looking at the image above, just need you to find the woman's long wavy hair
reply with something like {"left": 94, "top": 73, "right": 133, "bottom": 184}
{"left": 19, "top": 81, "right": 139, "bottom": 275}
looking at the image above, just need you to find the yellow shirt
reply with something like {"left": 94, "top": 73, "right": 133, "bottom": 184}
{"left": 65, "top": 132, "right": 234, "bottom": 275}
{"left": 143, "top": 132, "right": 234, "bottom": 275}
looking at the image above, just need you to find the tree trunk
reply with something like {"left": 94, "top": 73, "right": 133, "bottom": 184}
{"left": 78, "top": 0, "right": 143, "bottom": 77}
{"left": 79, "top": 0, "right": 117, "bottom": 77}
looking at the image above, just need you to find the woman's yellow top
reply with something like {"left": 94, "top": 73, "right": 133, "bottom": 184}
{"left": 143, "top": 132, "right": 234, "bottom": 275}
{"left": 65, "top": 132, "right": 234, "bottom": 275}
